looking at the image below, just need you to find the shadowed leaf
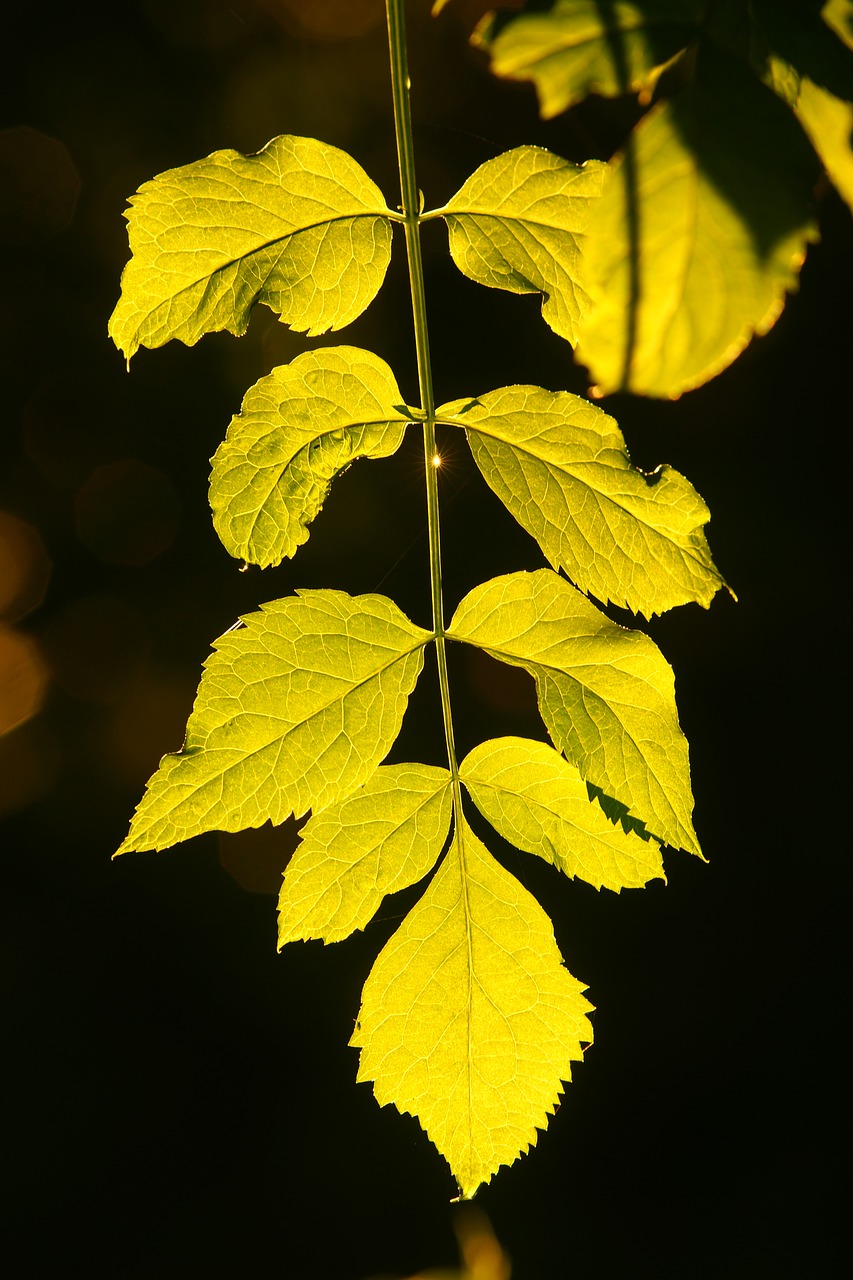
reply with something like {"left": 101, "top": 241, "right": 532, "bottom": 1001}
{"left": 575, "top": 46, "right": 819, "bottom": 397}
{"left": 448, "top": 569, "right": 700, "bottom": 854}
{"left": 460, "top": 736, "right": 664, "bottom": 891}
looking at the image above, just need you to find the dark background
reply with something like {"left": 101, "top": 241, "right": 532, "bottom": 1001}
{"left": 1, "top": 1, "right": 846, "bottom": 1276}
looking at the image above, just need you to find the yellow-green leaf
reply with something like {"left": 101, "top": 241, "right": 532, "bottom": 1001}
{"left": 796, "top": 77, "right": 853, "bottom": 212}
{"left": 117, "top": 591, "right": 430, "bottom": 853}
{"left": 437, "top": 146, "right": 605, "bottom": 346}
{"left": 210, "top": 347, "right": 412, "bottom": 568}
{"left": 448, "top": 569, "right": 700, "bottom": 855}
{"left": 460, "top": 736, "right": 664, "bottom": 892}
{"left": 475, "top": 0, "right": 702, "bottom": 118}
{"left": 277, "top": 764, "right": 452, "bottom": 945}
{"left": 576, "top": 47, "right": 819, "bottom": 397}
{"left": 351, "top": 815, "right": 592, "bottom": 1199}
{"left": 109, "top": 135, "right": 394, "bottom": 360}
{"left": 437, "top": 385, "right": 728, "bottom": 615}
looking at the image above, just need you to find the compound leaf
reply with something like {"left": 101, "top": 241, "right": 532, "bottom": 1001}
{"left": 576, "top": 46, "right": 819, "bottom": 397}
{"left": 109, "top": 135, "right": 394, "bottom": 360}
{"left": 475, "top": 0, "right": 702, "bottom": 118}
{"left": 448, "top": 569, "right": 700, "bottom": 855}
{"left": 351, "top": 815, "right": 592, "bottom": 1199}
{"left": 437, "top": 146, "right": 605, "bottom": 346}
{"left": 210, "top": 347, "right": 412, "bottom": 568}
{"left": 117, "top": 591, "right": 430, "bottom": 853}
{"left": 437, "top": 385, "right": 728, "bottom": 615}
{"left": 277, "top": 763, "right": 452, "bottom": 945}
{"left": 460, "top": 736, "right": 664, "bottom": 892}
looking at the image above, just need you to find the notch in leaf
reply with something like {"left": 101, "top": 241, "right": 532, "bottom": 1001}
{"left": 211, "top": 347, "right": 414, "bottom": 568}
{"left": 438, "top": 384, "right": 730, "bottom": 616}
{"left": 434, "top": 146, "right": 605, "bottom": 346}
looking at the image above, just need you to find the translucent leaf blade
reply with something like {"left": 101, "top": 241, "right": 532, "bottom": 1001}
{"left": 439, "top": 146, "right": 605, "bottom": 346}
{"left": 438, "top": 385, "right": 728, "bottom": 615}
{"left": 117, "top": 591, "right": 430, "bottom": 853}
{"left": 448, "top": 569, "right": 700, "bottom": 855}
{"left": 460, "top": 736, "right": 664, "bottom": 892}
{"left": 277, "top": 763, "right": 452, "bottom": 945}
{"left": 109, "top": 135, "right": 394, "bottom": 360}
{"left": 796, "top": 78, "right": 853, "bottom": 213}
{"left": 210, "top": 347, "right": 411, "bottom": 568}
{"left": 476, "top": 0, "right": 701, "bottom": 118}
{"left": 576, "top": 48, "right": 819, "bottom": 397}
{"left": 351, "top": 817, "right": 592, "bottom": 1199}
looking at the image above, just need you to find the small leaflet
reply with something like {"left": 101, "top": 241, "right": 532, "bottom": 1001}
{"left": 351, "top": 816, "right": 592, "bottom": 1200}
{"left": 575, "top": 46, "right": 818, "bottom": 397}
{"left": 447, "top": 569, "right": 701, "bottom": 856}
{"left": 459, "top": 736, "right": 664, "bottom": 892}
{"left": 796, "top": 79, "right": 853, "bottom": 213}
{"left": 437, "top": 146, "right": 605, "bottom": 346}
{"left": 109, "top": 135, "right": 394, "bottom": 360}
{"left": 475, "top": 0, "right": 702, "bottom": 118}
{"left": 437, "top": 385, "right": 728, "bottom": 616}
{"left": 277, "top": 763, "right": 452, "bottom": 945}
{"left": 210, "top": 347, "right": 413, "bottom": 568}
{"left": 116, "top": 591, "right": 430, "bottom": 853}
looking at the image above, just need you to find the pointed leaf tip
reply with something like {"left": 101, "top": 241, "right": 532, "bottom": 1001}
{"left": 352, "top": 817, "right": 592, "bottom": 1197}
{"left": 118, "top": 590, "right": 430, "bottom": 854}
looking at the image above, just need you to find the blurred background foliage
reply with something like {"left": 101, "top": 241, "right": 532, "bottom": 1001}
{"left": 0, "top": 1, "right": 846, "bottom": 1275}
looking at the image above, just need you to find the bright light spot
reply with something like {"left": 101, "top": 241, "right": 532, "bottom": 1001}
{"left": 432, "top": 453, "right": 442, "bottom": 469}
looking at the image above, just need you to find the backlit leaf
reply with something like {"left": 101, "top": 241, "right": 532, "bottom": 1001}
{"left": 109, "top": 135, "right": 394, "bottom": 360}
{"left": 460, "top": 736, "right": 664, "bottom": 892}
{"left": 351, "top": 815, "right": 592, "bottom": 1199}
{"left": 475, "top": 0, "right": 702, "bottom": 118}
{"left": 437, "top": 146, "right": 605, "bottom": 346}
{"left": 117, "top": 591, "right": 430, "bottom": 853}
{"left": 277, "top": 764, "right": 452, "bottom": 945}
{"left": 576, "top": 46, "right": 819, "bottom": 397}
{"left": 796, "top": 78, "right": 853, "bottom": 211}
{"left": 448, "top": 569, "right": 700, "bottom": 854}
{"left": 210, "top": 347, "right": 412, "bottom": 568}
{"left": 437, "top": 385, "right": 728, "bottom": 615}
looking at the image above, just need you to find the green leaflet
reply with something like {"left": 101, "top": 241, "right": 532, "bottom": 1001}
{"left": 575, "top": 45, "right": 819, "bottom": 397}
{"left": 210, "top": 347, "right": 412, "bottom": 568}
{"left": 747, "top": 0, "right": 853, "bottom": 215}
{"left": 436, "top": 146, "right": 606, "bottom": 346}
{"left": 116, "top": 591, "right": 430, "bottom": 853}
{"left": 351, "top": 815, "right": 593, "bottom": 1199}
{"left": 796, "top": 77, "right": 853, "bottom": 212}
{"left": 277, "top": 764, "right": 452, "bottom": 945}
{"left": 437, "top": 385, "right": 727, "bottom": 616}
{"left": 109, "top": 135, "right": 394, "bottom": 360}
{"left": 447, "top": 569, "right": 700, "bottom": 855}
{"left": 475, "top": 0, "right": 702, "bottom": 118}
{"left": 460, "top": 736, "right": 664, "bottom": 892}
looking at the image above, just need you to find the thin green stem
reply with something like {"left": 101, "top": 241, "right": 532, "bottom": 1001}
{"left": 385, "top": 0, "right": 461, "bottom": 797}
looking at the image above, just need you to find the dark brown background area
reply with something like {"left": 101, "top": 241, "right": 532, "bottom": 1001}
{"left": 1, "top": 1, "right": 846, "bottom": 1276}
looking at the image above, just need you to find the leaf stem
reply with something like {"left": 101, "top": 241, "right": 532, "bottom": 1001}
{"left": 385, "top": 0, "right": 461, "bottom": 795}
